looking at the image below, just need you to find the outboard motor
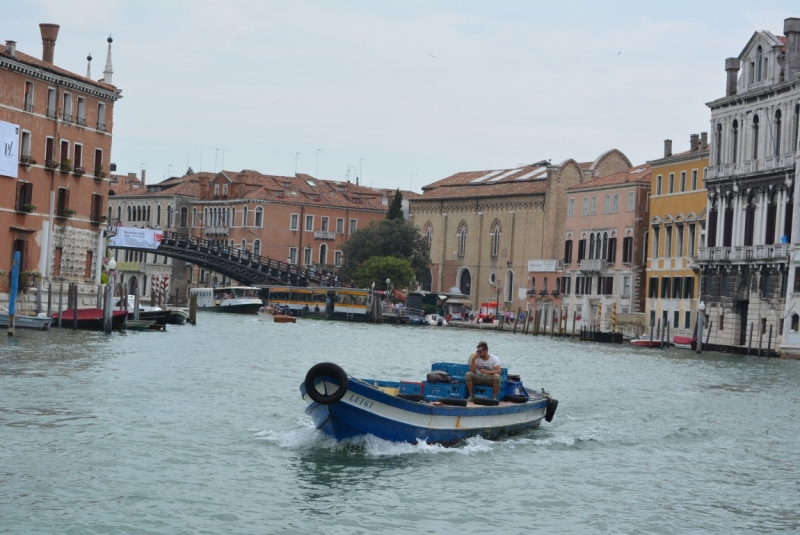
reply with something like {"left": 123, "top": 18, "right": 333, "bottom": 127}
{"left": 437, "top": 317, "right": 443, "bottom": 326}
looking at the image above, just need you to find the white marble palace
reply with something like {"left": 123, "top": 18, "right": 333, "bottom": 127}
{"left": 697, "top": 17, "right": 800, "bottom": 354}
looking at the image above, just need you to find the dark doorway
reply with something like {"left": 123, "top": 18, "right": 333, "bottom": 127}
{"left": 738, "top": 300, "right": 749, "bottom": 345}
{"left": 459, "top": 269, "right": 472, "bottom": 295}
{"left": 420, "top": 268, "right": 432, "bottom": 292}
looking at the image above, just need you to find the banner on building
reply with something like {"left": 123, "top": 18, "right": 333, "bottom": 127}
{"left": 109, "top": 227, "right": 163, "bottom": 249}
{"left": 0, "top": 120, "right": 20, "bottom": 179}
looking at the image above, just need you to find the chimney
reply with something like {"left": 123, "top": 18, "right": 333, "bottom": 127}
{"left": 664, "top": 139, "right": 672, "bottom": 158}
{"left": 700, "top": 132, "right": 708, "bottom": 150}
{"left": 690, "top": 134, "right": 700, "bottom": 153}
{"left": 725, "top": 57, "right": 740, "bottom": 96}
{"left": 5, "top": 40, "right": 16, "bottom": 58}
{"left": 785, "top": 18, "right": 800, "bottom": 81}
{"left": 141, "top": 169, "right": 146, "bottom": 186}
{"left": 39, "top": 23, "right": 60, "bottom": 64}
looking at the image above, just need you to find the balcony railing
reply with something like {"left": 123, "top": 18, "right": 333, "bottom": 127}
{"left": 46, "top": 108, "right": 56, "bottom": 119}
{"left": 204, "top": 226, "right": 230, "bottom": 236}
{"left": 76, "top": 117, "right": 86, "bottom": 127}
{"left": 62, "top": 113, "right": 72, "bottom": 123}
{"left": 24, "top": 102, "right": 33, "bottom": 113}
{"left": 314, "top": 230, "right": 336, "bottom": 240}
{"left": 697, "top": 244, "right": 788, "bottom": 262}
{"left": 579, "top": 258, "right": 605, "bottom": 271}
{"left": 96, "top": 122, "right": 106, "bottom": 132}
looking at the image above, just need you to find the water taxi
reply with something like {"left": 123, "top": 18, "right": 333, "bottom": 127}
{"left": 262, "top": 286, "right": 371, "bottom": 321}
{"left": 190, "top": 287, "right": 263, "bottom": 314}
{"left": 300, "top": 362, "right": 558, "bottom": 445}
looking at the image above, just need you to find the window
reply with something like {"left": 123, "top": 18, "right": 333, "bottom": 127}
{"left": 192, "top": 208, "right": 197, "bottom": 227}
{"left": 336, "top": 218, "right": 344, "bottom": 233}
{"left": 214, "top": 184, "right": 219, "bottom": 196}
{"left": 607, "top": 237, "right": 616, "bottom": 263}
{"left": 491, "top": 222, "right": 501, "bottom": 257}
{"left": 775, "top": 109, "right": 782, "bottom": 157}
{"left": 680, "top": 171, "right": 686, "bottom": 192}
{"left": 319, "top": 216, "right": 329, "bottom": 232}
{"left": 622, "top": 236, "right": 633, "bottom": 263}
{"left": 47, "top": 88, "right": 56, "bottom": 118}
{"left": 289, "top": 247, "right": 297, "bottom": 264}
{"left": 20, "top": 131, "right": 31, "bottom": 158}
{"left": 73, "top": 143, "right": 83, "bottom": 169}
{"left": 223, "top": 184, "right": 228, "bottom": 196}
{"left": 253, "top": 240, "right": 261, "bottom": 257}
{"left": 568, "top": 198, "right": 574, "bottom": 217}
{"left": 661, "top": 277, "right": 671, "bottom": 299}
{"left": 652, "top": 226, "right": 660, "bottom": 258}
{"left": 578, "top": 239, "right": 586, "bottom": 261}
{"left": 762, "top": 272, "right": 771, "bottom": 299}
{"left": 97, "top": 103, "right": 106, "bottom": 131}
{"left": 656, "top": 175, "right": 662, "bottom": 195}
{"left": 564, "top": 240, "right": 573, "bottom": 264}
{"left": 304, "top": 247, "right": 312, "bottom": 265}
{"left": 156, "top": 205, "right": 162, "bottom": 227}
{"left": 290, "top": 213, "right": 299, "bottom": 230}
{"left": 691, "top": 169, "right": 698, "bottom": 191}
{"left": 673, "top": 311, "right": 680, "bottom": 329}
{"left": 457, "top": 222, "right": 467, "bottom": 257}
{"left": 582, "top": 197, "right": 588, "bottom": 216}
{"left": 319, "top": 244, "right": 328, "bottom": 264}
{"left": 305, "top": 215, "right": 314, "bottom": 231}
{"left": 24, "top": 81, "right": 34, "bottom": 112}
{"left": 612, "top": 194, "right": 619, "bottom": 213}
{"left": 334, "top": 250, "right": 343, "bottom": 267}
{"left": 16, "top": 181, "right": 33, "bottom": 212}
{"left": 59, "top": 140, "right": 69, "bottom": 164}
{"left": 94, "top": 149, "right": 103, "bottom": 176}
{"left": 62, "top": 93, "right": 72, "bottom": 122}
{"left": 622, "top": 275, "right": 631, "bottom": 296}
{"left": 426, "top": 226, "right": 432, "bottom": 250}
{"left": 752, "top": 115, "right": 760, "bottom": 159}
{"left": 672, "top": 277, "right": 682, "bottom": 299}
{"left": 590, "top": 197, "right": 596, "bottom": 215}
{"left": 76, "top": 97, "right": 86, "bottom": 125}
{"left": 627, "top": 191, "right": 634, "bottom": 211}
{"left": 684, "top": 277, "right": 694, "bottom": 299}
{"left": 676, "top": 223, "right": 684, "bottom": 257}
{"left": 349, "top": 219, "right": 357, "bottom": 234}
{"left": 91, "top": 193, "right": 103, "bottom": 223}
{"left": 604, "top": 195, "right": 610, "bottom": 214}
{"left": 668, "top": 173, "right": 675, "bottom": 194}
{"left": 255, "top": 207, "right": 263, "bottom": 228}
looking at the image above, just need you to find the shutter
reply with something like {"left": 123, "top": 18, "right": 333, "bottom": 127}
{"left": 64, "top": 188, "right": 70, "bottom": 211}
{"left": 24, "top": 182, "right": 33, "bottom": 205}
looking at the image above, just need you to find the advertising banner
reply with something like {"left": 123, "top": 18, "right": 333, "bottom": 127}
{"left": 0, "top": 120, "right": 19, "bottom": 178}
{"left": 109, "top": 228, "right": 164, "bottom": 250}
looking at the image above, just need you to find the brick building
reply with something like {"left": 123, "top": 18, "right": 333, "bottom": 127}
{"left": 409, "top": 150, "right": 632, "bottom": 315}
{"left": 188, "top": 170, "right": 388, "bottom": 286}
{"left": 0, "top": 24, "right": 120, "bottom": 304}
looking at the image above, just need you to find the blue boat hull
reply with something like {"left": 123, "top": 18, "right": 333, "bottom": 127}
{"left": 300, "top": 377, "right": 548, "bottom": 445}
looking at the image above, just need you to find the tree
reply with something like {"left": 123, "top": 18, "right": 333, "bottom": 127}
{"left": 339, "top": 218, "right": 430, "bottom": 285}
{"left": 386, "top": 189, "right": 404, "bottom": 220}
{"left": 352, "top": 256, "right": 415, "bottom": 291}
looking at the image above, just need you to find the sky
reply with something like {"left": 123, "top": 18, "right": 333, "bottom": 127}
{"left": 4, "top": 1, "right": 799, "bottom": 190}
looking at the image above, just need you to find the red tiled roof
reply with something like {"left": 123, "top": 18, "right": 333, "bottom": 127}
{"left": 0, "top": 43, "right": 117, "bottom": 91}
{"left": 568, "top": 164, "right": 652, "bottom": 191}
{"left": 418, "top": 165, "right": 550, "bottom": 200}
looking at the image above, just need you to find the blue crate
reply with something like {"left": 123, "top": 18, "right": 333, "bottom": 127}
{"left": 504, "top": 380, "right": 527, "bottom": 398}
{"left": 399, "top": 382, "right": 423, "bottom": 395}
{"left": 431, "top": 362, "right": 470, "bottom": 381}
{"left": 473, "top": 385, "right": 496, "bottom": 399}
{"left": 423, "top": 382, "right": 467, "bottom": 401}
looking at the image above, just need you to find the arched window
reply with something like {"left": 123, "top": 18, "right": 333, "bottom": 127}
{"left": 731, "top": 119, "right": 739, "bottom": 163}
{"left": 543, "top": 277, "right": 548, "bottom": 292}
{"left": 167, "top": 205, "right": 173, "bottom": 228}
{"left": 716, "top": 123, "right": 723, "bottom": 166}
{"left": 180, "top": 207, "right": 188, "bottom": 227}
{"left": 255, "top": 207, "right": 263, "bottom": 228}
{"left": 243, "top": 206, "right": 248, "bottom": 227}
{"left": 253, "top": 239, "right": 261, "bottom": 257}
{"left": 156, "top": 205, "right": 161, "bottom": 227}
{"left": 425, "top": 225, "right": 432, "bottom": 251}
{"left": 203, "top": 208, "right": 208, "bottom": 227}
{"left": 556, "top": 277, "right": 561, "bottom": 294}
{"left": 602, "top": 232, "right": 608, "bottom": 261}
{"left": 505, "top": 270, "right": 514, "bottom": 302}
{"left": 756, "top": 45, "right": 763, "bottom": 81}
{"left": 530, "top": 278, "right": 535, "bottom": 293}
{"left": 146, "top": 205, "right": 150, "bottom": 222}
{"left": 792, "top": 313, "right": 799, "bottom": 332}
{"left": 241, "top": 239, "right": 247, "bottom": 252}
{"left": 458, "top": 268, "right": 472, "bottom": 295}
{"left": 231, "top": 207, "right": 236, "bottom": 228}
{"left": 192, "top": 208, "right": 197, "bottom": 227}
{"left": 775, "top": 109, "right": 782, "bottom": 157}
{"left": 108, "top": 205, "right": 112, "bottom": 220}
{"left": 117, "top": 205, "right": 121, "bottom": 221}
{"left": 457, "top": 222, "right": 467, "bottom": 257}
{"left": 752, "top": 115, "right": 760, "bottom": 159}
{"left": 320, "top": 243, "right": 328, "bottom": 265}
{"left": 589, "top": 233, "right": 595, "bottom": 259}
{"left": 744, "top": 192, "right": 756, "bottom": 246}
{"left": 491, "top": 220, "right": 501, "bottom": 257}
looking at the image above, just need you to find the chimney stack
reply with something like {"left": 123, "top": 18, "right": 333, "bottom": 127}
{"left": 664, "top": 139, "right": 672, "bottom": 158}
{"left": 5, "top": 40, "right": 16, "bottom": 58}
{"left": 785, "top": 18, "right": 800, "bottom": 81}
{"left": 690, "top": 134, "right": 700, "bottom": 153}
{"left": 141, "top": 169, "right": 146, "bottom": 186}
{"left": 701, "top": 132, "right": 708, "bottom": 150}
{"left": 39, "top": 23, "right": 60, "bottom": 64}
{"left": 725, "top": 57, "right": 740, "bottom": 96}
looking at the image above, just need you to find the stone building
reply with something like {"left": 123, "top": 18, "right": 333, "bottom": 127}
{"left": 646, "top": 136, "right": 709, "bottom": 338}
{"left": 107, "top": 172, "right": 203, "bottom": 303}
{"left": 409, "top": 150, "right": 632, "bottom": 314}
{"left": 561, "top": 159, "right": 650, "bottom": 333}
{"left": 0, "top": 24, "right": 120, "bottom": 308}
{"left": 698, "top": 17, "right": 800, "bottom": 353}
{"left": 189, "top": 170, "right": 388, "bottom": 286}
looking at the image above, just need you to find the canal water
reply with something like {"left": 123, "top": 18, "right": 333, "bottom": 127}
{"left": 2, "top": 315, "right": 799, "bottom": 534}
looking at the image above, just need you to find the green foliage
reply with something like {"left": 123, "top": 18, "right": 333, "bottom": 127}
{"left": 339, "top": 218, "right": 431, "bottom": 284}
{"left": 353, "top": 256, "right": 415, "bottom": 291}
{"left": 386, "top": 189, "right": 404, "bottom": 220}
{"left": 100, "top": 272, "right": 109, "bottom": 284}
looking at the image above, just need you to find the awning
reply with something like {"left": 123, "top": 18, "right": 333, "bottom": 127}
{"left": 445, "top": 298, "right": 471, "bottom": 305}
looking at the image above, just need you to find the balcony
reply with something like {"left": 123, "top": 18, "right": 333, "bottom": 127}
{"left": 19, "top": 155, "right": 35, "bottom": 167}
{"left": 696, "top": 244, "right": 788, "bottom": 264}
{"left": 76, "top": 117, "right": 86, "bottom": 127}
{"left": 314, "top": 230, "right": 336, "bottom": 240}
{"left": 46, "top": 108, "right": 56, "bottom": 119}
{"left": 579, "top": 258, "right": 606, "bottom": 272}
{"left": 23, "top": 102, "right": 33, "bottom": 113}
{"left": 62, "top": 113, "right": 72, "bottom": 123}
{"left": 204, "top": 226, "right": 230, "bottom": 236}
{"left": 96, "top": 122, "right": 106, "bottom": 132}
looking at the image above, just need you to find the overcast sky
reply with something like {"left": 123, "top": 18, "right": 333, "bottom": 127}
{"left": 5, "top": 1, "right": 799, "bottom": 190}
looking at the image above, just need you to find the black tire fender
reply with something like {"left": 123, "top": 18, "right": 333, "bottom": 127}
{"left": 504, "top": 395, "right": 529, "bottom": 404}
{"left": 439, "top": 397, "right": 468, "bottom": 407}
{"left": 472, "top": 397, "right": 500, "bottom": 406}
{"left": 545, "top": 398, "right": 558, "bottom": 422}
{"left": 304, "top": 362, "right": 348, "bottom": 405}
{"left": 398, "top": 394, "right": 424, "bottom": 402}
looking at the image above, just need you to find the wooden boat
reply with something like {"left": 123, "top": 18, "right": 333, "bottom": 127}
{"left": 50, "top": 308, "right": 128, "bottom": 330}
{"left": 673, "top": 336, "right": 697, "bottom": 350}
{"left": 0, "top": 312, "right": 53, "bottom": 331}
{"left": 274, "top": 315, "right": 297, "bottom": 324}
{"left": 125, "top": 319, "right": 155, "bottom": 331}
{"left": 630, "top": 336, "right": 668, "bottom": 348}
{"left": 300, "top": 362, "right": 558, "bottom": 445}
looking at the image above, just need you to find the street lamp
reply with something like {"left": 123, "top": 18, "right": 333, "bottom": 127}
{"left": 697, "top": 301, "right": 706, "bottom": 354}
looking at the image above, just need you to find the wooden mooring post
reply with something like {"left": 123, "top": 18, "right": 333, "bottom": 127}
{"left": 57, "top": 283, "right": 64, "bottom": 328}
{"left": 72, "top": 284, "right": 78, "bottom": 331}
{"left": 189, "top": 293, "right": 198, "bottom": 325}
{"left": 572, "top": 311, "right": 576, "bottom": 338}
{"left": 47, "top": 282, "right": 52, "bottom": 316}
{"left": 766, "top": 324, "right": 773, "bottom": 357}
{"left": 748, "top": 323, "right": 753, "bottom": 355}
{"left": 513, "top": 308, "right": 521, "bottom": 333}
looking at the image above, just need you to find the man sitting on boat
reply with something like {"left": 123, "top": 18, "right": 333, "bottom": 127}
{"left": 465, "top": 341, "right": 501, "bottom": 401}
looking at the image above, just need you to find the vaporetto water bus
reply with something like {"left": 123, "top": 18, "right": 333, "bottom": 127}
{"left": 262, "top": 286, "right": 371, "bottom": 321}
{"left": 300, "top": 362, "right": 558, "bottom": 445}
{"left": 190, "top": 287, "right": 263, "bottom": 314}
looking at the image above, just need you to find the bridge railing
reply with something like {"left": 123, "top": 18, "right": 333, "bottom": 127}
{"left": 161, "top": 231, "right": 344, "bottom": 287}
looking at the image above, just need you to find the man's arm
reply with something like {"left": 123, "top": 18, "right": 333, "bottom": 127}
{"left": 469, "top": 352, "right": 478, "bottom": 373}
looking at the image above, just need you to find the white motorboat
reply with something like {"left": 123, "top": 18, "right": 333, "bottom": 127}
{"left": 0, "top": 311, "right": 53, "bottom": 331}
{"left": 425, "top": 314, "right": 448, "bottom": 326}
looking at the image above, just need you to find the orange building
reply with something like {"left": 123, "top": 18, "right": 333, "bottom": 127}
{"left": 0, "top": 25, "right": 120, "bottom": 300}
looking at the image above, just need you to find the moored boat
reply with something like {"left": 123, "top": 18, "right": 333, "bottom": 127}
{"left": 630, "top": 336, "right": 668, "bottom": 348}
{"left": 190, "top": 287, "right": 263, "bottom": 314}
{"left": 672, "top": 336, "right": 697, "bottom": 350}
{"left": 425, "top": 314, "right": 448, "bottom": 326}
{"left": 300, "top": 362, "right": 558, "bottom": 445}
{"left": 0, "top": 311, "right": 53, "bottom": 331}
{"left": 49, "top": 308, "right": 128, "bottom": 330}
{"left": 274, "top": 315, "right": 297, "bottom": 324}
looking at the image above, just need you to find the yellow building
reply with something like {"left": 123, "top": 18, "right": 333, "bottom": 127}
{"left": 645, "top": 135, "right": 709, "bottom": 338}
